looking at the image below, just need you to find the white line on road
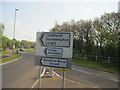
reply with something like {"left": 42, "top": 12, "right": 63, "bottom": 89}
{"left": 31, "top": 67, "right": 46, "bottom": 88}
{"left": 72, "top": 68, "right": 92, "bottom": 75}
{"left": 31, "top": 70, "right": 98, "bottom": 88}
{"left": 52, "top": 71, "right": 85, "bottom": 86}
{"left": 73, "top": 68, "right": 119, "bottom": 83}
{"left": 109, "top": 78, "right": 118, "bottom": 82}
{"left": 52, "top": 71, "right": 60, "bottom": 77}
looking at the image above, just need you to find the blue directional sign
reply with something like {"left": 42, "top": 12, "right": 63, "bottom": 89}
{"left": 44, "top": 47, "right": 63, "bottom": 57}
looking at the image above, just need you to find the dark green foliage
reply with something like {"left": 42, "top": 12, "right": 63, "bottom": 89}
{"left": 2, "top": 35, "right": 35, "bottom": 50}
{"left": 51, "top": 12, "right": 119, "bottom": 59}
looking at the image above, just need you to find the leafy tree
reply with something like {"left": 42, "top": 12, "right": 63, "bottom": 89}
{"left": 0, "top": 23, "right": 5, "bottom": 48}
{"left": 93, "top": 12, "right": 119, "bottom": 57}
{"left": 15, "top": 41, "right": 21, "bottom": 48}
{"left": 2, "top": 36, "right": 10, "bottom": 50}
{"left": 50, "top": 12, "right": 119, "bottom": 58}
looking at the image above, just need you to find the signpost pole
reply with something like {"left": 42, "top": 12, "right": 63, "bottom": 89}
{"left": 49, "top": 67, "right": 53, "bottom": 77}
{"left": 62, "top": 71, "right": 65, "bottom": 90}
{"left": 38, "top": 66, "right": 41, "bottom": 90}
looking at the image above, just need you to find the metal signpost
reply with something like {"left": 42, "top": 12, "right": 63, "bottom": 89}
{"left": 40, "top": 57, "right": 68, "bottom": 68}
{"left": 35, "top": 32, "right": 73, "bottom": 89}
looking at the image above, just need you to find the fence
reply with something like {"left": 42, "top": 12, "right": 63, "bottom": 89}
{"left": 73, "top": 54, "right": 118, "bottom": 64}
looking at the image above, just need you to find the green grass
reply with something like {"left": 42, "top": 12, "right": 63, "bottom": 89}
{"left": 15, "top": 48, "right": 20, "bottom": 50}
{"left": 0, "top": 50, "right": 8, "bottom": 56}
{"left": 72, "top": 58, "right": 118, "bottom": 73}
{"left": 0, "top": 52, "right": 21, "bottom": 63}
{"left": 25, "top": 49, "right": 34, "bottom": 52}
{"left": 2, "top": 50, "right": 8, "bottom": 55}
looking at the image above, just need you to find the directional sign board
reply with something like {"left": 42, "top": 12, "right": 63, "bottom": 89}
{"left": 35, "top": 32, "right": 73, "bottom": 69}
{"left": 39, "top": 32, "right": 70, "bottom": 47}
{"left": 44, "top": 47, "right": 63, "bottom": 57}
{"left": 40, "top": 57, "right": 67, "bottom": 68}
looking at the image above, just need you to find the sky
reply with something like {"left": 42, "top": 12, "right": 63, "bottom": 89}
{"left": 1, "top": 0, "right": 120, "bottom": 42}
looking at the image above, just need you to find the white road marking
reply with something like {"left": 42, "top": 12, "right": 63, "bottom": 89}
{"left": 73, "top": 68, "right": 119, "bottom": 83}
{"left": 31, "top": 70, "right": 98, "bottom": 88}
{"left": 0, "top": 56, "right": 22, "bottom": 65}
{"left": 72, "top": 68, "right": 92, "bottom": 75}
{"left": 52, "top": 71, "right": 85, "bottom": 86}
{"left": 53, "top": 71, "right": 98, "bottom": 88}
{"left": 46, "top": 72, "right": 49, "bottom": 74}
{"left": 109, "top": 78, "right": 118, "bottom": 82}
{"left": 31, "top": 67, "right": 46, "bottom": 88}
{"left": 52, "top": 71, "right": 60, "bottom": 77}
{"left": 41, "top": 67, "right": 46, "bottom": 77}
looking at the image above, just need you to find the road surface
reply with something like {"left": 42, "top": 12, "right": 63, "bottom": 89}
{"left": 2, "top": 52, "right": 40, "bottom": 88}
{"left": 2, "top": 51, "right": 119, "bottom": 88}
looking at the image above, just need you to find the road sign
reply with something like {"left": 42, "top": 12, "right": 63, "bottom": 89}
{"left": 44, "top": 47, "right": 63, "bottom": 57}
{"left": 39, "top": 32, "right": 70, "bottom": 47}
{"left": 40, "top": 57, "right": 67, "bottom": 68}
{"left": 35, "top": 32, "right": 73, "bottom": 69}
{"left": 60, "top": 68, "right": 68, "bottom": 72}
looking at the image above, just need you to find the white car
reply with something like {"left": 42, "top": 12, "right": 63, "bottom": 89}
{"left": 20, "top": 48, "right": 24, "bottom": 51}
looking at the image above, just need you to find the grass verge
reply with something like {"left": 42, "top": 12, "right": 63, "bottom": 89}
{"left": 0, "top": 50, "right": 8, "bottom": 56}
{"left": 0, "top": 53, "right": 21, "bottom": 63}
{"left": 25, "top": 49, "right": 34, "bottom": 52}
{"left": 72, "top": 58, "right": 118, "bottom": 73}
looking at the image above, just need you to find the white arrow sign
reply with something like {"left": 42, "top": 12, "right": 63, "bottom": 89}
{"left": 39, "top": 32, "right": 70, "bottom": 47}
{"left": 44, "top": 47, "right": 63, "bottom": 57}
{"left": 40, "top": 57, "right": 67, "bottom": 68}
{"left": 35, "top": 32, "right": 73, "bottom": 69}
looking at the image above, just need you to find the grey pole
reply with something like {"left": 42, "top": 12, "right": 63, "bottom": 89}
{"left": 38, "top": 66, "right": 42, "bottom": 90}
{"left": 12, "top": 8, "right": 19, "bottom": 55}
{"left": 62, "top": 71, "right": 65, "bottom": 90}
{"left": 118, "top": 1, "right": 120, "bottom": 13}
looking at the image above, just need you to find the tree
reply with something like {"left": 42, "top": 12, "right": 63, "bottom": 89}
{"left": 2, "top": 36, "right": 10, "bottom": 50}
{"left": 0, "top": 23, "right": 5, "bottom": 48}
{"left": 15, "top": 41, "right": 21, "bottom": 48}
{"left": 93, "top": 12, "right": 119, "bottom": 57}
{"left": 50, "top": 12, "right": 119, "bottom": 58}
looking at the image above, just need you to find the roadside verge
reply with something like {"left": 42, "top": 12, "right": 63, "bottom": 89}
{"left": 0, "top": 53, "right": 21, "bottom": 65}
{"left": 72, "top": 58, "right": 118, "bottom": 73}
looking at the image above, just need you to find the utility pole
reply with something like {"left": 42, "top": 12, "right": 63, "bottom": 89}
{"left": 118, "top": 1, "right": 120, "bottom": 67}
{"left": 118, "top": 1, "right": 120, "bottom": 13}
{"left": 12, "top": 8, "right": 19, "bottom": 55}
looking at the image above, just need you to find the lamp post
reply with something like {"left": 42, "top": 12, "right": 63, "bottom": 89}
{"left": 118, "top": 1, "right": 120, "bottom": 13}
{"left": 12, "top": 8, "right": 19, "bottom": 56}
{"left": 118, "top": 1, "right": 120, "bottom": 69}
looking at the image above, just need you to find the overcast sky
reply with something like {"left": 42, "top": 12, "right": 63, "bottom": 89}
{"left": 1, "top": 0, "right": 120, "bottom": 42}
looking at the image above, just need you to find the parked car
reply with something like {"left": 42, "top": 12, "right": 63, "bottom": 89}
{"left": 20, "top": 48, "right": 24, "bottom": 51}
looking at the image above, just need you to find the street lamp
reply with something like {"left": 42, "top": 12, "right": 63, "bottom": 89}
{"left": 118, "top": 1, "right": 120, "bottom": 13}
{"left": 12, "top": 8, "right": 19, "bottom": 55}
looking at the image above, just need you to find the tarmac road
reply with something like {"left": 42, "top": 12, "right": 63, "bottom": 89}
{"left": 53, "top": 65, "right": 119, "bottom": 88}
{"left": 2, "top": 51, "right": 119, "bottom": 89}
{"left": 2, "top": 52, "right": 40, "bottom": 88}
